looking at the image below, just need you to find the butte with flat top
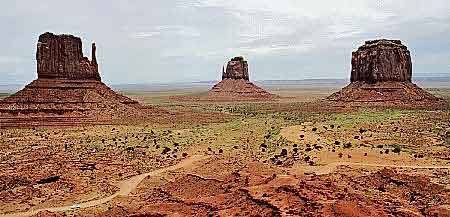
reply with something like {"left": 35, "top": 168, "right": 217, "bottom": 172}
{"left": 0, "top": 32, "right": 156, "bottom": 127}
{"left": 206, "top": 56, "right": 275, "bottom": 101}
{"left": 327, "top": 39, "right": 447, "bottom": 109}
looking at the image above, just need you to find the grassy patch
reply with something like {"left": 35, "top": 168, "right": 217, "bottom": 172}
{"left": 327, "top": 109, "right": 415, "bottom": 128}
{"left": 202, "top": 102, "right": 307, "bottom": 125}
{"left": 428, "top": 88, "right": 450, "bottom": 104}
{"left": 0, "top": 93, "right": 10, "bottom": 99}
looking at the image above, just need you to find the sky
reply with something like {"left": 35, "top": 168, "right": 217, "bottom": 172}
{"left": 1, "top": 0, "right": 450, "bottom": 84}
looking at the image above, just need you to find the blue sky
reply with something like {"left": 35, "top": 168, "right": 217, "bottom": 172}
{"left": 1, "top": 0, "right": 450, "bottom": 84}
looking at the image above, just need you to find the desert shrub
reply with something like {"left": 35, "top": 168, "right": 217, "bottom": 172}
{"left": 389, "top": 144, "right": 402, "bottom": 153}
{"left": 344, "top": 142, "right": 352, "bottom": 149}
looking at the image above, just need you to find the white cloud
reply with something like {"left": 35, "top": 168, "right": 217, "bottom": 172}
{"left": 130, "top": 25, "right": 201, "bottom": 39}
{"left": 190, "top": 0, "right": 395, "bottom": 56}
{"left": 130, "top": 31, "right": 162, "bottom": 39}
{"left": 237, "top": 41, "right": 315, "bottom": 55}
{"left": 1, "top": 0, "right": 450, "bottom": 83}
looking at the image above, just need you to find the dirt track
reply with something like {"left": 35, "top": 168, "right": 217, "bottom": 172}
{"left": 3, "top": 154, "right": 449, "bottom": 217}
{"left": 0, "top": 155, "right": 208, "bottom": 217}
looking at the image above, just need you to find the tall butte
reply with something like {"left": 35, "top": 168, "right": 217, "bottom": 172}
{"left": 36, "top": 33, "right": 101, "bottom": 80}
{"left": 327, "top": 39, "right": 447, "bottom": 108}
{"left": 207, "top": 56, "right": 275, "bottom": 101}
{"left": 0, "top": 32, "right": 152, "bottom": 127}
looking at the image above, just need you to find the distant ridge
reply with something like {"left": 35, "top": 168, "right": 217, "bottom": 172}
{"left": 1, "top": 77, "right": 449, "bottom": 93}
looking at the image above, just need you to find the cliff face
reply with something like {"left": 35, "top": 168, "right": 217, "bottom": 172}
{"left": 350, "top": 39, "right": 412, "bottom": 83}
{"left": 222, "top": 56, "right": 249, "bottom": 81}
{"left": 36, "top": 32, "right": 100, "bottom": 80}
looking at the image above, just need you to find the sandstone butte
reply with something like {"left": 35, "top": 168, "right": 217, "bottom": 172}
{"left": 0, "top": 32, "right": 156, "bottom": 127}
{"left": 207, "top": 56, "right": 275, "bottom": 101}
{"left": 327, "top": 39, "right": 447, "bottom": 109}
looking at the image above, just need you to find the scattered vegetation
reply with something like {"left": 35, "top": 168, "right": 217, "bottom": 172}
{"left": 428, "top": 89, "right": 450, "bottom": 104}
{"left": 328, "top": 109, "right": 414, "bottom": 128}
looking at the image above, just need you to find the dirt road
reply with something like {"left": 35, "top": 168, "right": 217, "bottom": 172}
{"left": 2, "top": 155, "right": 449, "bottom": 217}
{"left": 0, "top": 155, "right": 208, "bottom": 217}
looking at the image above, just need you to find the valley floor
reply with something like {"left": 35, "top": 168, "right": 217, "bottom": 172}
{"left": 1, "top": 87, "right": 450, "bottom": 216}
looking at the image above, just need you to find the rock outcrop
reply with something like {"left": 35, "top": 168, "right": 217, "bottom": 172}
{"left": 207, "top": 56, "right": 275, "bottom": 101}
{"left": 350, "top": 39, "right": 412, "bottom": 83}
{"left": 37, "top": 32, "right": 100, "bottom": 80}
{"left": 171, "top": 56, "right": 275, "bottom": 102}
{"left": 327, "top": 39, "right": 447, "bottom": 109}
{"left": 222, "top": 56, "right": 249, "bottom": 80}
{"left": 0, "top": 32, "right": 155, "bottom": 127}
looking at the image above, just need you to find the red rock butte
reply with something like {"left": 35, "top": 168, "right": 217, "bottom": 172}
{"left": 37, "top": 32, "right": 101, "bottom": 81}
{"left": 350, "top": 39, "right": 412, "bottom": 83}
{"left": 207, "top": 56, "right": 275, "bottom": 101}
{"left": 327, "top": 39, "right": 447, "bottom": 109}
{"left": 0, "top": 32, "right": 153, "bottom": 127}
{"left": 222, "top": 56, "right": 249, "bottom": 80}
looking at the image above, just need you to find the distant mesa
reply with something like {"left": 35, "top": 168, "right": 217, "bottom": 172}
{"left": 327, "top": 39, "right": 447, "bottom": 109}
{"left": 0, "top": 32, "right": 155, "bottom": 127}
{"left": 206, "top": 56, "right": 276, "bottom": 101}
{"left": 170, "top": 56, "right": 276, "bottom": 102}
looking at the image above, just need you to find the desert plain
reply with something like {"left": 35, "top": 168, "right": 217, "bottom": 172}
{"left": 1, "top": 81, "right": 450, "bottom": 216}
